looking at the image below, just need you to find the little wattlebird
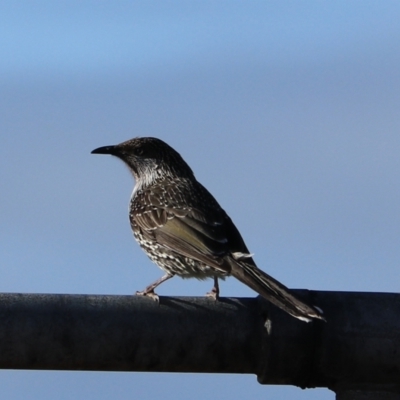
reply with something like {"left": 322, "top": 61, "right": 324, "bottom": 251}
{"left": 92, "top": 137, "right": 324, "bottom": 322}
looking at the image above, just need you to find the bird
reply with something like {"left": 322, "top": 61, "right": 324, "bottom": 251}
{"left": 91, "top": 137, "right": 324, "bottom": 322}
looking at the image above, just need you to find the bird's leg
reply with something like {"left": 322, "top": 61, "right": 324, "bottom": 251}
{"left": 206, "top": 276, "right": 220, "bottom": 300}
{"left": 136, "top": 273, "right": 174, "bottom": 302}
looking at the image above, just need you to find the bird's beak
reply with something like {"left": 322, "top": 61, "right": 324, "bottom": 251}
{"left": 91, "top": 145, "right": 118, "bottom": 155}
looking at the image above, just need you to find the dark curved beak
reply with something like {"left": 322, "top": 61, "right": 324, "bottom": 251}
{"left": 91, "top": 145, "right": 117, "bottom": 155}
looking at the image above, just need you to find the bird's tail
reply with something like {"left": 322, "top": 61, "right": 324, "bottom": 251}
{"left": 228, "top": 255, "right": 325, "bottom": 322}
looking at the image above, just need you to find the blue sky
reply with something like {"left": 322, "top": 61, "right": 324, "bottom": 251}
{"left": 1, "top": 2, "right": 400, "bottom": 399}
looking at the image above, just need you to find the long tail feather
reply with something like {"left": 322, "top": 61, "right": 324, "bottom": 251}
{"left": 228, "top": 258, "right": 325, "bottom": 322}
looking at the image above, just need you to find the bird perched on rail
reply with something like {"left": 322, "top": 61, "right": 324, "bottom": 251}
{"left": 91, "top": 137, "right": 324, "bottom": 322}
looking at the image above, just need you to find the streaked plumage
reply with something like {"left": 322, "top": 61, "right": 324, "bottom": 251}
{"left": 92, "top": 137, "right": 324, "bottom": 322}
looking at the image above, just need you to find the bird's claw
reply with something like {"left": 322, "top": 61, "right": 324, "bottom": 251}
{"left": 135, "top": 290, "right": 160, "bottom": 302}
{"left": 205, "top": 288, "right": 219, "bottom": 301}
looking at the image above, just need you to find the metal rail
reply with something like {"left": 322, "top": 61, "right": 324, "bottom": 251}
{"left": 0, "top": 291, "right": 399, "bottom": 399}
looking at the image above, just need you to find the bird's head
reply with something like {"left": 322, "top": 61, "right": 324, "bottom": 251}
{"left": 91, "top": 137, "right": 194, "bottom": 186}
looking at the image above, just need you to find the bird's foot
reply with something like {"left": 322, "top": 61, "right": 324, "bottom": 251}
{"left": 206, "top": 277, "right": 220, "bottom": 300}
{"left": 134, "top": 274, "right": 174, "bottom": 302}
{"left": 135, "top": 289, "right": 160, "bottom": 302}
{"left": 205, "top": 287, "right": 219, "bottom": 301}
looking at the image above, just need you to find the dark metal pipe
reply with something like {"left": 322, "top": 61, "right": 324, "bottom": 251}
{"left": 258, "top": 290, "right": 400, "bottom": 393}
{"left": 0, "top": 291, "right": 399, "bottom": 396}
{"left": 0, "top": 293, "right": 264, "bottom": 373}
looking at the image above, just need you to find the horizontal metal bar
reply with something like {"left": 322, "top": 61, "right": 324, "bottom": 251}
{"left": 0, "top": 293, "right": 263, "bottom": 374}
{"left": 0, "top": 290, "right": 399, "bottom": 395}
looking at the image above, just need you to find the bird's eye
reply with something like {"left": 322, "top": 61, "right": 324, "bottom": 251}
{"left": 135, "top": 148, "right": 145, "bottom": 156}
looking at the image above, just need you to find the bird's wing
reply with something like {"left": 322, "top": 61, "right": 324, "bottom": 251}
{"left": 131, "top": 184, "right": 236, "bottom": 271}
